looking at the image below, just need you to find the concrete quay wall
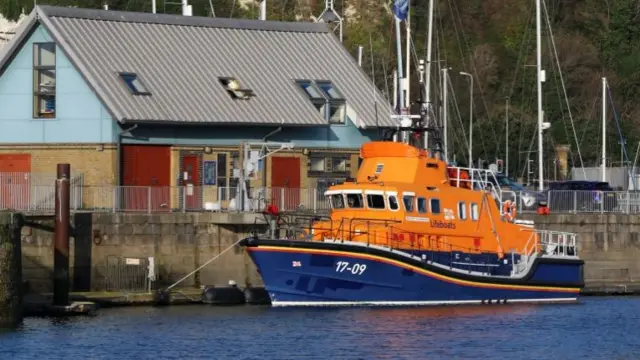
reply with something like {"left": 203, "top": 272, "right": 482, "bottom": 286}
{"left": 19, "top": 212, "right": 640, "bottom": 294}
{"left": 21, "top": 212, "right": 266, "bottom": 293}
{"left": 520, "top": 214, "right": 640, "bottom": 288}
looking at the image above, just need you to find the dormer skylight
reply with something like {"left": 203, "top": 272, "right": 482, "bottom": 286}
{"left": 119, "top": 72, "right": 150, "bottom": 96}
{"left": 295, "top": 79, "right": 346, "bottom": 124}
{"left": 219, "top": 77, "right": 256, "bottom": 100}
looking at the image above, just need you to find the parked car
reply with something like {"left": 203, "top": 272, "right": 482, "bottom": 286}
{"left": 548, "top": 181, "right": 618, "bottom": 212}
{"left": 488, "top": 173, "right": 547, "bottom": 211}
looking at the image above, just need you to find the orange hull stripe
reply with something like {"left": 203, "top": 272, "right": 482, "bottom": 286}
{"left": 250, "top": 245, "right": 581, "bottom": 293}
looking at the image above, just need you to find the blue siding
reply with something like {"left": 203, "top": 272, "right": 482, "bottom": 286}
{"left": 0, "top": 25, "right": 116, "bottom": 143}
{"left": 121, "top": 119, "right": 380, "bottom": 148}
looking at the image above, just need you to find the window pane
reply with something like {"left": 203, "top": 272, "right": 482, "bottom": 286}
{"left": 458, "top": 202, "right": 467, "bottom": 220}
{"left": 389, "top": 196, "right": 399, "bottom": 210}
{"left": 297, "top": 80, "right": 324, "bottom": 99}
{"left": 403, "top": 195, "right": 414, "bottom": 212}
{"left": 331, "top": 194, "right": 344, "bottom": 209}
{"left": 310, "top": 157, "right": 325, "bottom": 172}
{"left": 471, "top": 203, "right": 479, "bottom": 221}
{"left": 430, "top": 199, "right": 441, "bottom": 214}
{"left": 367, "top": 194, "right": 385, "bottom": 209}
{"left": 332, "top": 157, "right": 347, "bottom": 172}
{"left": 417, "top": 198, "right": 427, "bottom": 213}
{"left": 316, "top": 81, "right": 344, "bottom": 100}
{"left": 34, "top": 43, "right": 55, "bottom": 67}
{"left": 329, "top": 103, "right": 346, "bottom": 124}
{"left": 346, "top": 194, "right": 363, "bottom": 208}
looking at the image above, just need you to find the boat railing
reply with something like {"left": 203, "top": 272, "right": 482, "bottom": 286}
{"left": 447, "top": 166, "right": 503, "bottom": 202}
{"left": 513, "top": 228, "right": 579, "bottom": 275}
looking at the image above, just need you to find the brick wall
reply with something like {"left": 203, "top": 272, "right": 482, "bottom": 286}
{"left": 0, "top": 144, "right": 117, "bottom": 186}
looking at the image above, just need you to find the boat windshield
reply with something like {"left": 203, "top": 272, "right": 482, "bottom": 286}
{"left": 330, "top": 194, "right": 345, "bottom": 209}
{"left": 346, "top": 194, "right": 364, "bottom": 208}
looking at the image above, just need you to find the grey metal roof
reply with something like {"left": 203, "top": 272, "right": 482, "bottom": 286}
{"left": 0, "top": 5, "right": 395, "bottom": 127}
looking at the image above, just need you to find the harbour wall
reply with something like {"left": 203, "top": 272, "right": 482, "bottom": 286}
{"left": 21, "top": 213, "right": 266, "bottom": 294}
{"left": 0, "top": 212, "right": 23, "bottom": 327}
{"left": 18, "top": 212, "right": 640, "bottom": 294}
{"left": 519, "top": 213, "right": 640, "bottom": 289}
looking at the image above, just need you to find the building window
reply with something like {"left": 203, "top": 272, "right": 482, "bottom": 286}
{"left": 308, "top": 153, "right": 350, "bottom": 177}
{"left": 295, "top": 79, "right": 346, "bottom": 124}
{"left": 119, "top": 72, "right": 151, "bottom": 95}
{"left": 316, "top": 81, "right": 346, "bottom": 124}
{"left": 33, "top": 43, "right": 56, "bottom": 118}
{"left": 219, "top": 77, "right": 255, "bottom": 100}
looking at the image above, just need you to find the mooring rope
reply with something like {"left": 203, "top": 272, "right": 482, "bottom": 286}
{"left": 164, "top": 237, "right": 244, "bottom": 292}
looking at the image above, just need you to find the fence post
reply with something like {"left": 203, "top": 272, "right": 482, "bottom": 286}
{"left": 313, "top": 189, "right": 317, "bottom": 213}
{"left": 182, "top": 186, "right": 186, "bottom": 213}
{"left": 280, "top": 188, "right": 284, "bottom": 211}
{"left": 112, "top": 186, "right": 117, "bottom": 212}
{"left": 147, "top": 186, "right": 152, "bottom": 214}
{"left": 573, "top": 191, "right": 577, "bottom": 213}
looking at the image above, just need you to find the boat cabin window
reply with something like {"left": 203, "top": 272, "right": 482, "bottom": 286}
{"left": 367, "top": 194, "right": 386, "bottom": 209}
{"left": 417, "top": 197, "right": 427, "bottom": 213}
{"left": 388, "top": 195, "right": 399, "bottom": 210}
{"left": 458, "top": 201, "right": 467, "bottom": 220}
{"left": 375, "top": 164, "right": 384, "bottom": 174}
{"left": 403, "top": 195, "right": 415, "bottom": 212}
{"left": 430, "top": 199, "right": 441, "bottom": 214}
{"left": 346, "top": 194, "right": 364, "bottom": 208}
{"left": 471, "top": 203, "right": 479, "bottom": 221}
{"left": 330, "top": 194, "right": 345, "bottom": 209}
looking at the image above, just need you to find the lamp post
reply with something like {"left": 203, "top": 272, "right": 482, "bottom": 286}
{"left": 460, "top": 71, "right": 473, "bottom": 167}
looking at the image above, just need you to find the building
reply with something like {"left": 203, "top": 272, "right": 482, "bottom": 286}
{"left": 0, "top": 5, "right": 395, "bottom": 211}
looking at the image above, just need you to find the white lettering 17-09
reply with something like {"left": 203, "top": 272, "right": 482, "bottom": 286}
{"left": 335, "top": 261, "right": 367, "bottom": 275}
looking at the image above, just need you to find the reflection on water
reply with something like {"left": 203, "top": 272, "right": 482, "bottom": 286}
{"left": 0, "top": 298, "right": 638, "bottom": 360}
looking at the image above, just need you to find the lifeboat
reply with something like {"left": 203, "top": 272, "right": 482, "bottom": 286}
{"left": 241, "top": 133, "right": 584, "bottom": 307}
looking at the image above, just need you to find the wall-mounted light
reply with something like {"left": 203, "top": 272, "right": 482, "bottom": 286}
{"left": 204, "top": 147, "right": 212, "bottom": 154}
{"left": 96, "top": 144, "right": 104, "bottom": 152}
{"left": 302, "top": 148, "right": 309, "bottom": 155}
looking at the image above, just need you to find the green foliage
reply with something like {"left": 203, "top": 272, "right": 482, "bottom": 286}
{"left": 2, "top": 0, "right": 639, "bottom": 176}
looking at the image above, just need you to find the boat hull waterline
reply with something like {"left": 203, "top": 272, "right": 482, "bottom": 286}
{"left": 244, "top": 239, "right": 583, "bottom": 307}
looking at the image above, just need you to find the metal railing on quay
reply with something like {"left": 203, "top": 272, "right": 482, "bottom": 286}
{"left": 3, "top": 183, "right": 640, "bottom": 214}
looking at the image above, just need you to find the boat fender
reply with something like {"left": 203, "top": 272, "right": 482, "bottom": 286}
{"left": 202, "top": 285, "right": 246, "bottom": 305}
{"left": 243, "top": 287, "right": 271, "bottom": 305}
{"left": 153, "top": 289, "right": 171, "bottom": 306}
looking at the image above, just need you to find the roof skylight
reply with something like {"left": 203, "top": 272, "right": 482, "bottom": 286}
{"left": 219, "top": 77, "right": 255, "bottom": 100}
{"left": 119, "top": 72, "right": 150, "bottom": 96}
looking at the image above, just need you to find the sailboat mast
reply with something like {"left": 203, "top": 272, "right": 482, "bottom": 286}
{"left": 405, "top": 8, "right": 411, "bottom": 109}
{"left": 602, "top": 77, "right": 607, "bottom": 182}
{"left": 422, "top": 0, "right": 435, "bottom": 150}
{"left": 536, "top": 0, "right": 544, "bottom": 191}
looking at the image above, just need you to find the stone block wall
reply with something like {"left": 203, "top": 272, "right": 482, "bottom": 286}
{"left": 520, "top": 214, "right": 640, "bottom": 286}
{"left": 21, "top": 212, "right": 265, "bottom": 293}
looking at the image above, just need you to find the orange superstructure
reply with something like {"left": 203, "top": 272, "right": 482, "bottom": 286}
{"left": 304, "top": 141, "right": 538, "bottom": 259}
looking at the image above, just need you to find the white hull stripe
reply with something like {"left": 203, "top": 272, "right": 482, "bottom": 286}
{"left": 270, "top": 298, "right": 578, "bottom": 307}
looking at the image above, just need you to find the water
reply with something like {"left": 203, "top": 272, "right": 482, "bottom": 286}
{"left": 1, "top": 296, "right": 638, "bottom": 360}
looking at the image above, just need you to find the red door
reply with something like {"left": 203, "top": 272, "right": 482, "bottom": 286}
{"left": 0, "top": 154, "right": 31, "bottom": 210}
{"left": 122, "top": 145, "right": 171, "bottom": 212}
{"left": 271, "top": 157, "right": 300, "bottom": 211}
{"left": 182, "top": 155, "right": 201, "bottom": 210}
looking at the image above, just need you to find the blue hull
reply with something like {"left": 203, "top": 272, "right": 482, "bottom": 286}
{"left": 243, "top": 239, "right": 584, "bottom": 307}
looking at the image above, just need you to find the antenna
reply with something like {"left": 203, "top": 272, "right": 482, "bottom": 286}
{"left": 316, "top": 0, "right": 343, "bottom": 42}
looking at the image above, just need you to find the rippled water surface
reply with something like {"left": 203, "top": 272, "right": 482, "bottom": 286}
{"left": 1, "top": 296, "right": 639, "bottom": 359}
